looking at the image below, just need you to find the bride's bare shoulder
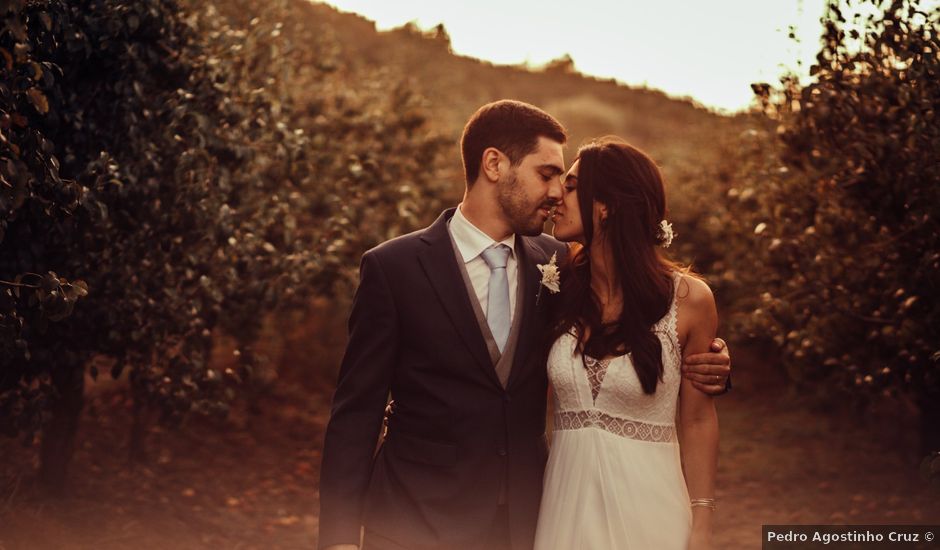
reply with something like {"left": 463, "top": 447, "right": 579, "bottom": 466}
{"left": 674, "top": 272, "right": 718, "bottom": 350}
{"left": 674, "top": 272, "right": 717, "bottom": 336}
{"left": 675, "top": 272, "right": 714, "bottom": 307}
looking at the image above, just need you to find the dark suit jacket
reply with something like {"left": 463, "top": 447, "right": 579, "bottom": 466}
{"left": 318, "top": 208, "right": 566, "bottom": 550}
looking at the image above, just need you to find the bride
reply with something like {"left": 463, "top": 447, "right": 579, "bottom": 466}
{"left": 534, "top": 137, "right": 719, "bottom": 550}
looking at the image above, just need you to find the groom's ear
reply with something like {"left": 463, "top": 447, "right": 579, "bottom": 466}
{"left": 481, "top": 147, "right": 505, "bottom": 183}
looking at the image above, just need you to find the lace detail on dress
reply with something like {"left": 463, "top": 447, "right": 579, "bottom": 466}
{"left": 546, "top": 271, "right": 687, "bottom": 430}
{"left": 554, "top": 410, "right": 676, "bottom": 442}
{"left": 583, "top": 356, "right": 609, "bottom": 403}
{"left": 652, "top": 272, "right": 682, "bottom": 362}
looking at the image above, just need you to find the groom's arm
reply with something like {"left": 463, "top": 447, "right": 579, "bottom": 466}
{"left": 319, "top": 251, "right": 398, "bottom": 549}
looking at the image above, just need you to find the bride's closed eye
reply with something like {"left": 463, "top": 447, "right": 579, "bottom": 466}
{"left": 564, "top": 176, "right": 577, "bottom": 192}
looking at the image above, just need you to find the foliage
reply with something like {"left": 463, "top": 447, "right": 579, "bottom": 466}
{"left": 0, "top": 0, "right": 448, "bottom": 480}
{"left": 1, "top": 0, "right": 95, "bottom": 439}
{"left": 718, "top": 0, "right": 939, "bottom": 446}
{"left": 195, "top": 0, "right": 451, "bottom": 293}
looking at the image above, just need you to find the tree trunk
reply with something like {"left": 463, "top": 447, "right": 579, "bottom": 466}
{"left": 128, "top": 393, "right": 150, "bottom": 464}
{"left": 39, "top": 362, "right": 85, "bottom": 493}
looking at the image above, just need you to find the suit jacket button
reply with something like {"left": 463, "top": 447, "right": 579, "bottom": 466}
{"left": 502, "top": 394, "right": 511, "bottom": 403}
{"left": 497, "top": 447, "right": 507, "bottom": 457}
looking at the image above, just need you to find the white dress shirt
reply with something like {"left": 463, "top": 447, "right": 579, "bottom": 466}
{"left": 448, "top": 205, "right": 518, "bottom": 324}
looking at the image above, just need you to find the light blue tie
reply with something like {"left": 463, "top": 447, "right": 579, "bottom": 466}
{"left": 481, "top": 244, "right": 512, "bottom": 353}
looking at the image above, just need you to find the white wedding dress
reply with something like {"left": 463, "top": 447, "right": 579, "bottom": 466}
{"left": 534, "top": 272, "right": 692, "bottom": 550}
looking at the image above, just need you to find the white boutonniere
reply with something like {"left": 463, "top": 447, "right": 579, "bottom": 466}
{"left": 536, "top": 252, "right": 561, "bottom": 304}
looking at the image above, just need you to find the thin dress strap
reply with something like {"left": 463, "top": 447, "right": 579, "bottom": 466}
{"left": 660, "top": 271, "right": 682, "bottom": 363}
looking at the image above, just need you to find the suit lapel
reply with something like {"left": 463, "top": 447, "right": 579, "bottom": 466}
{"left": 506, "top": 236, "right": 546, "bottom": 390}
{"left": 417, "top": 209, "right": 503, "bottom": 389}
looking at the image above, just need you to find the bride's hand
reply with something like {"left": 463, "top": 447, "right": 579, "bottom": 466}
{"left": 689, "top": 531, "right": 712, "bottom": 550}
{"left": 688, "top": 528, "right": 712, "bottom": 550}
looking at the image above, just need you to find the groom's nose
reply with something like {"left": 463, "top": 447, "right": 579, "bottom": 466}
{"left": 547, "top": 176, "right": 563, "bottom": 203}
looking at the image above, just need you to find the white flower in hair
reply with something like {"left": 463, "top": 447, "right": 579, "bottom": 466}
{"left": 657, "top": 220, "right": 675, "bottom": 248}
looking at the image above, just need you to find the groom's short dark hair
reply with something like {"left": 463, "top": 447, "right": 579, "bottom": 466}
{"left": 461, "top": 100, "right": 567, "bottom": 185}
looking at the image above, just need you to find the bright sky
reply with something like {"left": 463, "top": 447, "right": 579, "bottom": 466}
{"left": 319, "top": 0, "right": 829, "bottom": 113}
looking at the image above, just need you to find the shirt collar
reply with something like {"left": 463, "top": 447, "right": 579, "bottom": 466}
{"left": 449, "top": 204, "right": 516, "bottom": 263}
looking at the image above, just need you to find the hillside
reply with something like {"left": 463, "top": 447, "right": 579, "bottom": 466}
{"left": 282, "top": 1, "right": 748, "bottom": 197}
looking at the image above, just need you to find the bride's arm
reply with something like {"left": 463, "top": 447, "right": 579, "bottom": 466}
{"left": 677, "top": 276, "right": 719, "bottom": 549}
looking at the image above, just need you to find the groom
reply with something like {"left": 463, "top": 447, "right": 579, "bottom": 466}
{"left": 318, "top": 100, "right": 731, "bottom": 550}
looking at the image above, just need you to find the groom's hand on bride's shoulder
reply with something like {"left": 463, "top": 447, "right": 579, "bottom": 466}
{"left": 682, "top": 337, "right": 732, "bottom": 395}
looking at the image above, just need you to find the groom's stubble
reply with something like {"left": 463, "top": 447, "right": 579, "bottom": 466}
{"left": 497, "top": 169, "right": 549, "bottom": 237}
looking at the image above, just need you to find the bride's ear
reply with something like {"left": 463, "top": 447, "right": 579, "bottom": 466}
{"left": 596, "top": 202, "right": 610, "bottom": 228}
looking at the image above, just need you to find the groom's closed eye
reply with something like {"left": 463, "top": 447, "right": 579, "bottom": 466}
{"left": 540, "top": 173, "right": 561, "bottom": 183}
{"left": 538, "top": 164, "right": 564, "bottom": 179}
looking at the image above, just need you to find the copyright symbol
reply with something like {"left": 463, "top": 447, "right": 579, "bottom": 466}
{"left": 926, "top": 531, "right": 935, "bottom": 542}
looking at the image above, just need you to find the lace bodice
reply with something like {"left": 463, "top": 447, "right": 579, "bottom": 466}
{"left": 548, "top": 272, "right": 683, "bottom": 443}
{"left": 583, "top": 356, "right": 609, "bottom": 402}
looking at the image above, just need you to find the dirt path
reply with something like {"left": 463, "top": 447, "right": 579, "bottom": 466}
{"left": 1, "top": 353, "right": 937, "bottom": 549}
{"left": 712, "top": 353, "right": 939, "bottom": 548}
{"left": 0, "top": 379, "right": 331, "bottom": 550}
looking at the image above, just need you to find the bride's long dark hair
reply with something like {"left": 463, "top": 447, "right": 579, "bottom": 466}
{"left": 549, "top": 137, "right": 685, "bottom": 395}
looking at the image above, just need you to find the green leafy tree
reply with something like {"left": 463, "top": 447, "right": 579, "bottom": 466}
{"left": 721, "top": 0, "right": 939, "bottom": 453}
{"left": 1, "top": 0, "right": 448, "bottom": 490}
